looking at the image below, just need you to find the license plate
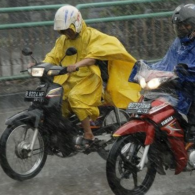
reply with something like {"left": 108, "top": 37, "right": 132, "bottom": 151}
{"left": 24, "top": 90, "right": 45, "bottom": 102}
{"left": 126, "top": 102, "right": 151, "bottom": 114}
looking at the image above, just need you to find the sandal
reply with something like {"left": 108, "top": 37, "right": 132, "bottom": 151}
{"left": 75, "top": 137, "right": 98, "bottom": 150}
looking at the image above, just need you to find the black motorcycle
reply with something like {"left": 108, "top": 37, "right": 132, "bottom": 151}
{"left": 0, "top": 47, "right": 129, "bottom": 181}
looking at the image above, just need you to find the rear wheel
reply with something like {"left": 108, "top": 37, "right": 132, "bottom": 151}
{"left": 97, "top": 108, "right": 129, "bottom": 160}
{"left": 106, "top": 134, "right": 156, "bottom": 195}
{"left": 0, "top": 122, "right": 47, "bottom": 181}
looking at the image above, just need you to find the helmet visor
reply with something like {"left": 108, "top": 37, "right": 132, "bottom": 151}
{"left": 54, "top": 19, "right": 66, "bottom": 30}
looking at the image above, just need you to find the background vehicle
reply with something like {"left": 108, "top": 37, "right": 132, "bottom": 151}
{"left": 0, "top": 47, "right": 129, "bottom": 181}
{"left": 106, "top": 60, "right": 195, "bottom": 195}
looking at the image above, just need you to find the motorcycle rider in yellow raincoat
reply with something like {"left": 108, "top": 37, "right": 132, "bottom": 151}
{"left": 43, "top": 5, "right": 140, "bottom": 149}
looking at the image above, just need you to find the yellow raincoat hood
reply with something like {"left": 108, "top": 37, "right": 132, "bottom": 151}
{"left": 44, "top": 20, "right": 140, "bottom": 108}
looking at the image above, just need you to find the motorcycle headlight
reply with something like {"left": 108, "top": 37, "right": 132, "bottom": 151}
{"left": 139, "top": 77, "right": 147, "bottom": 89}
{"left": 47, "top": 70, "right": 61, "bottom": 76}
{"left": 147, "top": 78, "right": 161, "bottom": 89}
{"left": 137, "top": 76, "right": 146, "bottom": 89}
{"left": 28, "top": 67, "right": 45, "bottom": 77}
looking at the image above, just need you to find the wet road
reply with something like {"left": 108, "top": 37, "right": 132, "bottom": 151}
{"left": 0, "top": 93, "right": 195, "bottom": 195}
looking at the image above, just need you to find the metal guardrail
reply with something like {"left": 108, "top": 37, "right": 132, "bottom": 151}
{"left": 0, "top": 0, "right": 165, "bottom": 29}
{"left": 0, "top": 0, "right": 171, "bottom": 81}
{"left": 0, "top": 11, "right": 173, "bottom": 29}
{"left": 86, "top": 11, "right": 173, "bottom": 23}
{"left": 0, "top": 0, "right": 162, "bottom": 13}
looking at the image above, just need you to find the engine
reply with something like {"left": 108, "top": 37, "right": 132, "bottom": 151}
{"left": 162, "top": 152, "right": 175, "bottom": 169}
{"left": 186, "top": 149, "right": 195, "bottom": 170}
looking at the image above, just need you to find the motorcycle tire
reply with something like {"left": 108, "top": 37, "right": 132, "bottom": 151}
{"left": 0, "top": 122, "right": 47, "bottom": 181}
{"left": 97, "top": 109, "right": 130, "bottom": 160}
{"left": 106, "top": 134, "right": 156, "bottom": 195}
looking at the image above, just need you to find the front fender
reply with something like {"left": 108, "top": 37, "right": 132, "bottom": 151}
{"left": 113, "top": 119, "right": 155, "bottom": 145}
{"left": 5, "top": 109, "right": 43, "bottom": 127}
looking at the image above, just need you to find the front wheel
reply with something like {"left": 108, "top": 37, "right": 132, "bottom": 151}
{"left": 0, "top": 122, "right": 47, "bottom": 181}
{"left": 106, "top": 134, "right": 156, "bottom": 195}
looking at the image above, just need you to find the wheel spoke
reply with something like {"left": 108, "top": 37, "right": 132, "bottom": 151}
{"left": 22, "top": 127, "right": 28, "bottom": 140}
{"left": 32, "top": 147, "right": 44, "bottom": 155}
{"left": 132, "top": 171, "right": 138, "bottom": 187}
{"left": 12, "top": 135, "right": 19, "bottom": 145}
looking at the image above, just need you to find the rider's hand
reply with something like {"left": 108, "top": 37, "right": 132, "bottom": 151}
{"left": 174, "top": 63, "right": 189, "bottom": 77}
{"left": 67, "top": 65, "right": 78, "bottom": 72}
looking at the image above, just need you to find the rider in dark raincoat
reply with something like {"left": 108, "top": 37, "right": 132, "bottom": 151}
{"left": 131, "top": 4, "right": 195, "bottom": 121}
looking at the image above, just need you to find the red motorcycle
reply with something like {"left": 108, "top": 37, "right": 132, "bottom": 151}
{"left": 106, "top": 61, "right": 195, "bottom": 195}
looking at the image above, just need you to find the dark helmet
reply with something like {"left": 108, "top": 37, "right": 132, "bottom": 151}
{"left": 172, "top": 4, "right": 195, "bottom": 40}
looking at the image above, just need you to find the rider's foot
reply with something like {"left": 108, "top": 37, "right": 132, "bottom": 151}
{"left": 84, "top": 132, "right": 94, "bottom": 140}
{"left": 75, "top": 136, "right": 97, "bottom": 150}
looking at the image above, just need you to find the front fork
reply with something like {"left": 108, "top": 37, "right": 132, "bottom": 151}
{"left": 25, "top": 109, "right": 43, "bottom": 157}
{"left": 28, "top": 128, "right": 39, "bottom": 157}
{"left": 136, "top": 145, "right": 150, "bottom": 170}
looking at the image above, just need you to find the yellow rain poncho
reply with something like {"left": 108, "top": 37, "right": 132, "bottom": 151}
{"left": 43, "top": 20, "right": 140, "bottom": 121}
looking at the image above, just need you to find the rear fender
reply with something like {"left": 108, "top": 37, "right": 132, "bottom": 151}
{"left": 5, "top": 109, "right": 43, "bottom": 128}
{"left": 113, "top": 119, "right": 155, "bottom": 145}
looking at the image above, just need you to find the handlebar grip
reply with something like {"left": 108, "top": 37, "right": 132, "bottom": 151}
{"left": 59, "top": 67, "right": 79, "bottom": 75}
{"left": 59, "top": 67, "right": 68, "bottom": 74}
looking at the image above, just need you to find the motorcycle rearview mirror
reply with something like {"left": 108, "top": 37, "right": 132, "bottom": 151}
{"left": 59, "top": 47, "right": 77, "bottom": 66}
{"left": 21, "top": 47, "right": 33, "bottom": 56}
{"left": 21, "top": 47, "right": 37, "bottom": 65}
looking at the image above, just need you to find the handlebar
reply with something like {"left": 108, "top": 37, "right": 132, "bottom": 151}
{"left": 20, "top": 65, "right": 79, "bottom": 76}
{"left": 59, "top": 67, "right": 68, "bottom": 75}
{"left": 59, "top": 67, "right": 79, "bottom": 75}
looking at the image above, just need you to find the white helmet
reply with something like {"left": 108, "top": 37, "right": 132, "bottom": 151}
{"left": 54, "top": 5, "right": 82, "bottom": 33}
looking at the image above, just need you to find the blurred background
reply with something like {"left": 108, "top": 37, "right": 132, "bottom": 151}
{"left": 0, "top": 0, "right": 194, "bottom": 92}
